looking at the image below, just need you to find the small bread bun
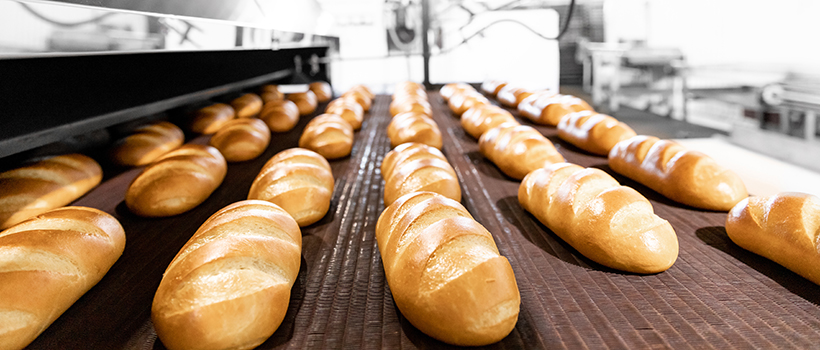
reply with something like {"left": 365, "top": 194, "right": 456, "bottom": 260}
{"left": 260, "top": 100, "right": 300, "bottom": 133}
{"left": 209, "top": 118, "right": 271, "bottom": 162}
{"left": 387, "top": 112, "right": 442, "bottom": 149}
{"left": 481, "top": 80, "right": 508, "bottom": 97}
{"left": 190, "top": 103, "right": 235, "bottom": 134}
{"left": 342, "top": 89, "right": 372, "bottom": 112}
{"left": 259, "top": 84, "right": 284, "bottom": 103}
{"left": 390, "top": 96, "right": 432, "bottom": 117}
{"left": 309, "top": 81, "right": 333, "bottom": 102}
{"left": 287, "top": 91, "right": 319, "bottom": 116}
{"left": 440, "top": 83, "right": 473, "bottom": 101}
{"left": 326, "top": 97, "right": 364, "bottom": 130}
{"left": 231, "top": 93, "right": 264, "bottom": 118}
{"left": 299, "top": 114, "right": 354, "bottom": 159}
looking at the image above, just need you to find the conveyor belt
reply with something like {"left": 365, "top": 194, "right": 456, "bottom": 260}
{"left": 26, "top": 92, "right": 820, "bottom": 349}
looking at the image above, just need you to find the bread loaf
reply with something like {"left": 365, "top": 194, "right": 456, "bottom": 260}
{"left": 519, "top": 163, "right": 679, "bottom": 273}
{"left": 387, "top": 112, "right": 443, "bottom": 149}
{"left": 0, "top": 206, "right": 125, "bottom": 350}
{"left": 517, "top": 90, "right": 557, "bottom": 121}
{"left": 231, "top": 93, "right": 264, "bottom": 119}
{"left": 557, "top": 110, "right": 636, "bottom": 155}
{"left": 480, "top": 80, "right": 507, "bottom": 97}
{"left": 608, "top": 135, "right": 748, "bottom": 211}
{"left": 259, "top": 99, "right": 300, "bottom": 133}
{"left": 376, "top": 191, "right": 520, "bottom": 346}
{"left": 496, "top": 85, "right": 532, "bottom": 108}
{"left": 394, "top": 81, "right": 426, "bottom": 97}
{"left": 110, "top": 121, "right": 184, "bottom": 166}
{"left": 190, "top": 103, "right": 235, "bottom": 134}
{"left": 350, "top": 84, "right": 374, "bottom": 100}
{"left": 152, "top": 200, "right": 300, "bottom": 350}
{"left": 326, "top": 97, "right": 364, "bottom": 130}
{"left": 726, "top": 192, "right": 820, "bottom": 285}
{"left": 381, "top": 143, "right": 460, "bottom": 206}
{"left": 525, "top": 94, "right": 593, "bottom": 126}
{"left": 440, "top": 83, "right": 473, "bottom": 102}
{"left": 248, "top": 148, "right": 334, "bottom": 226}
{"left": 309, "top": 81, "right": 333, "bottom": 102}
{"left": 287, "top": 91, "right": 319, "bottom": 116}
{"left": 209, "top": 118, "right": 271, "bottom": 162}
{"left": 461, "top": 105, "right": 519, "bottom": 139}
{"left": 299, "top": 114, "right": 354, "bottom": 159}
{"left": 342, "top": 89, "right": 372, "bottom": 112}
{"left": 479, "top": 124, "right": 565, "bottom": 180}
{"left": 0, "top": 154, "right": 102, "bottom": 229}
{"left": 389, "top": 96, "right": 433, "bottom": 117}
{"left": 125, "top": 144, "right": 227, "bottom": 217}
{"left": 448, "top": 90, "right": 490, "bottom": 116}
{"left": 259, "top": 85, "right": 284, "bottom": 103}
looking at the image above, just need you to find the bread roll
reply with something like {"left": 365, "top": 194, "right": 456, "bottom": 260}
{"left": 461, "top": 105, "right": 519, "bottom": 139}
{"left": 479, "top": 124, "right": 565, "bottom": 180}
{"left": 440, "top": 83, "right": 473, "bottom": 102}
{"left": 517, "top": 90, "right": 557, "bottom": 121}
{"left": 190, "top": 103, "right": 235, "bottom": 135}
{"left": 393, "top": 81, "right": 426, "bottom": 98}
{"left": 519, "top": 163, "right": 679, "bottom": 273}
{"left": 608, "top": 135, "right": 748, "bottom": 211}
{"left": 152, "top": 200, "right": 300, "bottom": 350}
{"left": 481, "top": 80, "right": 507, "bottom": 97}
{"left": 110, "top": 121, "right": 184, "bottom": 167}
{"left": 387, "top": 112, "right": 443, "bottom": 149}
{"left": 349, "top": 84, "right": 374, "bottom": 100}
{"left": 376, "top": 191, "right": 519, "bottom": 346}
{"left": 557, "top": 110, "right": 636, "bottom": 155}
{"left": 326, "top": 97, "right": 364, "bottom": 130}
{"left": 231, "top": 93, "right": 264, "bottom": 119}
{"left": 381, "top": 143, "right": 460, "bottom": 206}
{"left": 389, "top": 96, "right": 432, "bottom": 117}
{"left": 0, "top": 206, "right": 125, "bottom": 350}
{"left": 125, "top": 144, "right": 227, "bottom": 217}
{"left": 525, "top": 94, "right": 593, "bottom": 126}
{"left": 259, "top": 85, "right": 284, "bottom": 103}
{"left": 496, "top": 85, "right": 532, "bottom": 108}
{"left": 299, "top": 114, "right": 354, "bottom": 159}
{"left": 248, "top": 148, "right": 334, "bottom": 226}
{"left": 341, "top": 89, "right": 372, "bottom": 112}
{"left": 209, "top": 118, "right": 271, "bottom": 162}
{"left": 0, "top": 154, "right": 102, "bottom": 229}
{"left": 309, "top": 81, "right": 333, "bottom": 102}
{"left": 448, "top": 91, "right": 490, "bottom": 116}
{"left": 259, "top": 99, "right": 300, "bottom": 133}
{"left": 287, "top": 91, "right": 319, "bottom": 116}
{"left": 726, "top": 193, "right": 820, "bottom": 285}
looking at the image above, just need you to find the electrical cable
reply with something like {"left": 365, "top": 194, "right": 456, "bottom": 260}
{"left": 19, "top": 2, "right": 115, "bottom": 27}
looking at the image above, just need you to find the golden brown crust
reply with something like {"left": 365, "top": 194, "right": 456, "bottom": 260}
{"left": 608, "top": 135, "right": 748, "bottom": 211}
{"left": 326, "top": 97, "right": 364, "bottom": 130}
{"left": 480, "top": 80, "right": 507, "bottom": 97}
{"left": 231, "top": 93, "right": 264, "bottom": 119}
{"left": 298, "top": 114, "right": 354, "bottom": 159}
{"left": 152, "top": 200, "right": 301, "bottom": 350}
{"left": 287, "top": 91, "right": 319, "bottom": 116}
{"left": 496, "top": 85, "right": 532, "bottom": 108}
{"left": 439, "top": 83, "right": 473, "bottom": 102}
{"left": 190, "top": 103, "right": 235, "bottom": 134}
{"left": 517, "top": 90, "right": 557, "bottom": 120}
{"left": 375, "top": 192, "right": 520, "bottom": 346}
{"left": 110, "top": 121, "right": 184, "bottom": 166}
{"left": 309, "top": 81, "right": 333, "bottom": 102}
{"left": 519, "top": 163, "right": 679, "bottom": 273}
{"left": 448, "top": 90, "right": 490, "bottom": 116}
{"left": 389, "top": 96, "right": 432, "bottom": 117}
{"left": 248, "top": 148, "right": 334, "bottom": 226}
{"left": 0, "top": 154, "right": 102, "bottom": 229}
{"left": 522, "top": 94, "right": 593, "bottom": 126}
{"left": 259, "top": 100, "right": 300, "bottom": 133}
{"left": 209, "top": 118, "right": 271, "bottom": 162}
{"left": 381, "top": 143, "right": 460, "bottom": 206}
{"left": 726, "top": 193, "right": 820, "bottom": 285}
{"left": 387, "top": 112, "right": 443, "bottom": 150}
{"left": 259, "top": 85, "right": 284, "bottom": 103}
{"left": 557, "top": 111, "right": 637, "bottom": 155}
{"left": 479, "top": 124, "right": 565, "bottom": 180}
{"left": 0, "top": 206, "right": 125, "bottom": 350}
{"left": 341, "top": 89, "right": 372, "bottom": 112}
{"left": 125, "top": 145, "right": 227, "bottom": 217}
{"left": 460, "top": 105, "right": 519, "bottom": 139}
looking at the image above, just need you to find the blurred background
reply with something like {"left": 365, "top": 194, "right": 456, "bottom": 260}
{"left": 1, "top": 0, "right": 819, "bottom": 195}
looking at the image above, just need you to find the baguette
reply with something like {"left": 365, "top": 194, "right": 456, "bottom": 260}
{"left": 209, "top": 118, "right": 271, "bottom": 162}
{"left": 298, "top": 114, "right": 354, "bottom": 159}
{"left": 519, "top": 163, "right": 678, "bottom": 273}
{"left": 248, "top": 148, "right": 334, "bottom": 226}
{"left": 608, "top": 135, "right": 748, "bottom": 211}
{"left": 259, "top": 85, "right": 284, "bottom": 103}
{"left": 440, "top": 83, "right": 473, "bottom": 102}
{"left": 110, "top": 121, "right": 184, "bottom": 166}
{"left": 326, "top": 97, "right": 364, "bottom": 130}
{"left": 125, "top": 144, "right": 227, "bottom": 217}
{"left": 479, "top": 124, "right": 564, "bottom": 180}
{"left": 480, "top": 80, "right": 507, "bottom": 97}
{"left": 0, "top": 154, "right": 102, "bottom": 229}
{"left": 525, "top": 94, "right": 593, "bottom": 126}
{"left": 380, "top": 143, "right": 460, "bottom": 206}
{"left": 231, "top": 93, "right": 264, "bottom": 119}
{"left": 376, "top": 191, "right": 520, "bottom": 346}
{"left": 496, "top": 85, "right": 532, "bottom": 108}
{"left": 259, "top": 99, "right": 300, "bottom": 133}
{"left": 557, "top": 110, "right": 636, "bottom": 155}
{"left": 387, "top": 112, "right": 443, "bottom": 149}
{"left": 726, "top": 192, "right": 820, "bottom": 285}
{"left": 309, "top": 81, "right": 333, "bottom": 102}
{"left": 0, "top": 206, "right": 125, "bottom": 350}
{"left": 517, "top": 90, "right": 557, "bottom": 121}
{"left": 287, "top": 91, "right": 319, "bottom": 116}
{"left": 152, "top": 200, "right": 300, "bottom": 350}
{"left": 461, "top": 104, "right": 519, "bottom": 139}
{"left": 190, "top": 103, "right": 235, "bottom": 135}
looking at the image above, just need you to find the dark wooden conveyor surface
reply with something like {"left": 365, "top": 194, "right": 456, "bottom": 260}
{"left": 26, "top": 92, "right": 820, "bottom": 349}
